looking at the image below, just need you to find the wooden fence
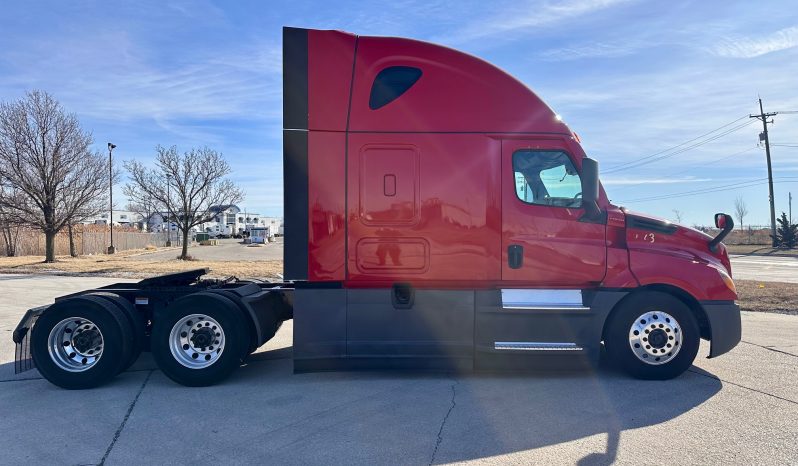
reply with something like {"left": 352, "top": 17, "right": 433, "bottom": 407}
{"left": 11, "top": 226, "right": 176, "bottom": 256}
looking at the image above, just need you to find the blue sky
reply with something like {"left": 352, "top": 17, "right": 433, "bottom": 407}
{"left": 1, "top": 0, "right": 797, "bottom": 226}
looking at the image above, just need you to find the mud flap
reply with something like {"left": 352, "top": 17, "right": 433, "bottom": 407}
{"left": 702, "top": 301, "right": 741, "bottom": 358}
{"left": 12, "top": 306, "right": 46, "bottom": 373}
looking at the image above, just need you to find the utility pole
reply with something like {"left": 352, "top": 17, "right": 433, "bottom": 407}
{"left": 166, "top": 174, "right": 172, "bottom": 247}
{"left": 750, "top": 99, "right": 778, "bottom": 247}
{"left": 790, "top": 192, "right": 793, "bottom": 225}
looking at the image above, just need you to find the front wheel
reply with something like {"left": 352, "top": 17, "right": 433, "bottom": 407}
{"left": 604, "top": 291, "right": 700, "bottom": 380}
{"left": 151, "top": 292, "right": 249, "bottom": 387}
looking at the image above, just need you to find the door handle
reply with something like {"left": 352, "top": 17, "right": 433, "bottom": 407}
{"left": 508, "top": 245, "right": 523, "bottom": 269}
{"left": 392, "top": 283, "right": 414, "bottom": 309}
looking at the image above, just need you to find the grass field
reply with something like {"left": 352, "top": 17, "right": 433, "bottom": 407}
{"left": 0, "top": 250, "right": 794, "bottom": 315}
{"left": 736, "top": 280, "right": 798, "bottom": 315}
{"left": 0, "top": 249, "right": 283, "bottom": 279}
{"left": 726, "top": 244, "right": 798, "bottom": 256}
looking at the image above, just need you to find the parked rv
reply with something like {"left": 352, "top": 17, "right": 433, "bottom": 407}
{"left": 12, "top": 27, "right": 740, "bottom": 389}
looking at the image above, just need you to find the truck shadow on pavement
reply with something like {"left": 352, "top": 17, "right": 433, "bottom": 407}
{"left": 232, "top": 350, "right": 722, "bottom": 465}
{"left": 0, "top": 350, "right": 722, "bottom": 465}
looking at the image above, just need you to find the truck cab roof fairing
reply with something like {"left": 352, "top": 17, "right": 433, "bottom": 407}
{"left": 348, "top": 35, "right": 572, "bottom": 134}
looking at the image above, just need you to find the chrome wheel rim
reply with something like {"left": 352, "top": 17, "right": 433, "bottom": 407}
{"left": 47, "top": 318, "right": 104, "bottom": 372}
{"left": 169, "top": 314, "right": 226, "bottom": 369}
{"left": 628, "top": 311, "right": 682, "bottom": 365}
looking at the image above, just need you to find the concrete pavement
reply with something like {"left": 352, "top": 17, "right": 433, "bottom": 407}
{"left": 730, "top": 255, "right": 798, "bottom": 283}
{"left": 0, "top": 274, "right": 796, "bottom": 465}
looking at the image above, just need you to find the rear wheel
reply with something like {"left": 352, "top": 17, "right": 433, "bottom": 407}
{"left": 604, "top": 291, "right": 700, "bottom": 380}
{"left": 151, "top": 292, "right": 249, "bottom": 387}
{"left": 31, "top": 296, "right": 132, "bottom": 389}
{"left": 89, "top": 292, "right": 146, "bottom": 372}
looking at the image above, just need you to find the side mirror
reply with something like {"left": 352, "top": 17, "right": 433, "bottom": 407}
{"left": 715, "top": 213, "right": 731, "bottom": 229}
{"left": 710, "top": 213, "right": 734, "bottom": 252}
{"left": 581, "top": 157, "right": 601, "bottom": 220}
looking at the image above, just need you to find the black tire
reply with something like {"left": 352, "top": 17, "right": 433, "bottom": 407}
{"left": 31, "top": 295, "right": 133, "bottom": 389}
{"left": 89, "top": 292, "right": 146, "bottom": 372}
{"left": 604, "top": 291, "right": 700, "bottom": 380}
{"left": 205, "top": 289, "right": 259, "bottom": 357}
{"left": 151, "top": 292, "right": 249, "bottom": 387}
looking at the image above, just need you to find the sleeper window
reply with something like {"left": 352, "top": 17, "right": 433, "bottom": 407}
{"left": 369, "top": 66, "right": 422, "bottom": 110}
{"left": 513, "top": 150, "right": 582, "bottom": 208}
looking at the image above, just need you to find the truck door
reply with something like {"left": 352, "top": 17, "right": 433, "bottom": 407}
{"left": 502, "top": 138, "right": 606, "bottom": 286}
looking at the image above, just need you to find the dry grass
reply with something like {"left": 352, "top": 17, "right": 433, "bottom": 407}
{"left": 726, "top": 244, "right": 798, "bottom": 256}
{"left": 736, "top": 280, "right": 798, "bottom": 315}
{"left": 0, "top": 248, "right": 283, "bottom": 280}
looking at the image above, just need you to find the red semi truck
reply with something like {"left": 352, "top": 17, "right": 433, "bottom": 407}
{"left": 12, "top": 27, "right": 740, "bottom": 389}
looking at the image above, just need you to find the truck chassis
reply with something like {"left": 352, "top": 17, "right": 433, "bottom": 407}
{"left": 13, "top": 269, "right": 293, "bottom": 388}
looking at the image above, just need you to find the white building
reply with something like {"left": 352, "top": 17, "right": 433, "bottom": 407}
{"left": 83, "top": 210, "right": 146, "bottom": 229}
{"left": 141, "top": 205, "right": 283, "bottom": 239}
{"left": 147, "top": 212, "right": 182, "bottom": 235}
{"left": 200, "top": 205, "right": 283, "bottom": 238}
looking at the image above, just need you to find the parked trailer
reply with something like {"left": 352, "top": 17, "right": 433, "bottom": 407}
{"left": 13, "top": 27, "right": 740, "bottom": 389}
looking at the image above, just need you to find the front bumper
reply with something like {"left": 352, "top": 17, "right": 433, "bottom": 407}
{"left": 701, "top": 300, "right": 741, "bottom": 358}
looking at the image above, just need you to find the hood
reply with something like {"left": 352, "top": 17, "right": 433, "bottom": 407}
{"left": 623, "top": 210, "right": 732, "bottom": 274}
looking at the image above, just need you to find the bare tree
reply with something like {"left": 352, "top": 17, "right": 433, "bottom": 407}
{"left": 734, "top": 196, "right": 748, "bottom": 231}
{"left": 124, "top": 145, "right": 244, "bottom": 260}
{"left": 127, "top": 193, "right": 159, "bottom": 231}
{"left": 0, "top": 182, "right": 24, "bottom": 256}
{"left": 0, "top": 91, "right": 112, "bottom": 262}
{"left": 672, "top": 209, "right": 684, "bottom": 224}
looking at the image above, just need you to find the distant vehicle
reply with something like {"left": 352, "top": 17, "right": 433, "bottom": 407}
{"left": 12, "top": 27, "right": 740, "bottom": 390}
{"left": 249, "top": 227, "right": 269, "bottom": 244}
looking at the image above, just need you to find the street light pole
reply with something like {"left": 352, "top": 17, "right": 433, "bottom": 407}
{"left": 107, "top": 143, "right": 116, "bottom": 254}
{"left": 166, "top": 174, "right": 172, "bottom": 247}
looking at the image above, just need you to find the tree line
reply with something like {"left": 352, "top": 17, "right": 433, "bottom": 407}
{"left": 0, "top": 91, "right": 243, "bottom": 262}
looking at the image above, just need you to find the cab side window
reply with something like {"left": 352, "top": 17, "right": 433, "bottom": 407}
{"left": 513, "top": 150, "right": 582, "bottom": 208}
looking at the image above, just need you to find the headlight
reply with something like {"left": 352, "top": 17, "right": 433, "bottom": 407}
{"left": 717, "top": 267, "right": 736, "bottom": 294}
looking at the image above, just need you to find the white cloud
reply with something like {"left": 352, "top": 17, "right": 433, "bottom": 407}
{"left": 0, "top": 24, "right": 282, "bottom": 130}
{"left": 441, "top": 0, "right": 637, "bottom": 44}
{"left": 709, "top": 26, "right": 798, "bottom": 58}
{"left": 602, "top": 177, "right": 711, "bottom": 186}
{"left": 540, "top": 40, "right": 648, "bottom": 60}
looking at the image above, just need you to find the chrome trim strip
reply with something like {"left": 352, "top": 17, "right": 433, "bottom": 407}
{"left": 501, "top": 289, "right": 584, "bottom": 309}
{"left": 494, "top": 342, "right": 584, "bottom": 351}
{"left": 502, "top": 305, "right": 591, "bottom": 311}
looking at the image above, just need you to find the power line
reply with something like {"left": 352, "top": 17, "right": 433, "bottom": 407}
{"left": 667, "top": 146, "right": 759, "bottom": 177}
{"left": 603, "top": 119, "right": 755, "bottom": 174}
{"left": 616, "top": 177, "right": 798, "bottom": 203}
{"left": 617, "top": 178, "right": 767, "bottom": 203}
{"left": 603, "top": 115, "right": 749, "bottom": 172}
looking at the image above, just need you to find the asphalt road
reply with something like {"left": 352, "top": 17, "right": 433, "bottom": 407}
{"left": 0, "top": 274, "right": 796, "bottom": 465}
{"left": 730, "top": 255, "right": 798, "bottom": 283}
{"left": 129, "top": 238, "right": 283, "bottom": 262}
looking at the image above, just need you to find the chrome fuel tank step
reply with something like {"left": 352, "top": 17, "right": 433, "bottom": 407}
{"left": 494, "top": 342, "right": 584, "bottom": 351}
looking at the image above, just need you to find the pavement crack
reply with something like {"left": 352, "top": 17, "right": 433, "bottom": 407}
{"left": 688, "top": 368, "right": 797, "bottom": 406}
{"left": 99, "top": 369, "right": 153, "bottom": 466}
{"left": 430, "top": 380, "right": 458, "bottom": 466}
{"left": 741, "top": 340, "right": 798, "bottom": 358}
